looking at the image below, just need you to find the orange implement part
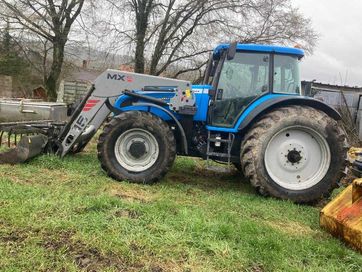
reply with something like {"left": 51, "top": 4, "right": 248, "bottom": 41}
{"left": 320, "top": 179, "right": 362, "bottom": 252}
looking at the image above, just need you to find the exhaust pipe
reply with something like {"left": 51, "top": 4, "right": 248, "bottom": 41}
{"left": 0, "top": 134, "right": 48, "bottom": 164}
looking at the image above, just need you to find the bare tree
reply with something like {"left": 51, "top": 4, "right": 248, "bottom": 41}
{"left": 91, "top": 0, "right": 317, "bottom": 80}
{"left": 227, "top": 0, "right": 317, "bottom": 53}
{"left": 0, "top": 0, "right": 85, "bottom": 101}
{"left": 132, "top": 0, "right": 155, "bottom": 73}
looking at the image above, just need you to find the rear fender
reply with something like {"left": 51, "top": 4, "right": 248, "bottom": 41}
{"left": 237, "top": 95, "right": 341, "bottom": 131}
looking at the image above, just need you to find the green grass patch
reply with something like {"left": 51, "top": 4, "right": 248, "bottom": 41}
{"left": 0, "top": 143, "right": 11, "bottom": 152}
{"left": 0, "top": 145, "right": 361, "bottom": 271}
{"left": 0, "top": 132, "right": 15, "bottom": 152}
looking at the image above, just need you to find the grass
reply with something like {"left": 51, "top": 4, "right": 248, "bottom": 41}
{"left": 0, "top": 142, "right": 362, "bottom": 271}
{"left": 0, "top": 132, "right": 14, "bottom": 152}
{"left": 0, "top": 146, "right": 9, "bottom": 152}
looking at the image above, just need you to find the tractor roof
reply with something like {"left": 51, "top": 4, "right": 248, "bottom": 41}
{"left": 213, "top": 43, "right": 304, "bottom": 60}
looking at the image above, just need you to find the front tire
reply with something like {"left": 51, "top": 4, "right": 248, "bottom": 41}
{"left": 241, "top": 106, "right": 347, "bottom": 203}
{"left": 97, "top": 111, "right": 176, "bottom": 184}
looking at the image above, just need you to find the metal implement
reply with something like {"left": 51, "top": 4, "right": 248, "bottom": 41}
{"left": 0, "top": 122, "right": 65, "bottom": 164}
{"left": 0, "top": 98, "right": 67, "bottom": 162}
{"left": 0, "top": 98, "right": 67, "bottom": 123}
{"left": 320, "top": 179, "right": 362, "bottom": 252}
{"left": 0, "top": 134, "right": 48, "bottom": 164}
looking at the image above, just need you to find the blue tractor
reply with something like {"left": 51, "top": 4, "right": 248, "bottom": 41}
{"left": 1, "top": 43, "right": 347, "bottom": 203}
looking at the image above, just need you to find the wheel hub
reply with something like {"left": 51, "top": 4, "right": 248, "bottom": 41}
{"left": 287, "top": 149, "right": 302, "bottom": 164}
{"left": 129, "top": 141, "right": 147, "bottom": 159}
{"left": 279, "top": 142, "right": 306, "bottom": 171}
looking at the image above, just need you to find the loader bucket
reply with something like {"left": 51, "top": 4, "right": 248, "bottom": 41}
{"left": 0, "top": 134, "right": 48, "bottom": 164}
{"left": 320, "top": 179, "right": 362, "bottom": 252}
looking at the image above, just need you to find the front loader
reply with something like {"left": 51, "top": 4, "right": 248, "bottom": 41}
{"left": 0, "top": 43, "right": 347, "bottom": 203}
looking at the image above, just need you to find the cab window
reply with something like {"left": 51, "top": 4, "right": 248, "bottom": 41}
{"left": 273, "top": 55, "right": 301, "bottom": 94}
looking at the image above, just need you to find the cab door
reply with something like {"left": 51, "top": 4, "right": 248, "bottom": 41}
{"left": 210, "top": 52, "right": 270, "bottom": 127}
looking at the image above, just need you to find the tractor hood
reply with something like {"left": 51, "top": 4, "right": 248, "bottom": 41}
{"left": 191, "top": 85, "right": 213, "bottom": 91}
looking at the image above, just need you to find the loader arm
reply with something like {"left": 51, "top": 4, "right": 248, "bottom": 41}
{"left": 57, "top": 69, "right": 192, "bottom": 157}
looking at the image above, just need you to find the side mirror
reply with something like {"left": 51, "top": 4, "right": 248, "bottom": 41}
{"left": 227, "top": 41, "right": 237, "bottom": 60}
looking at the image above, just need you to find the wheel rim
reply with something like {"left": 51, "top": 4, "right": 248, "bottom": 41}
{"left": 114, "top": 128, "right": 159, "bottom": 172}
{"left": 264, "top": 125, "right": 331, "bottom": 191}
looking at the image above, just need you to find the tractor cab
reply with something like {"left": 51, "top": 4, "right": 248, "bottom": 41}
{"left": 204, "top": 43, "right": 304, "bottom": 128}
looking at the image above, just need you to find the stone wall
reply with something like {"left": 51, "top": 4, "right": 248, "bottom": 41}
{"left": 0, "top": 75, "right": 13, "bottom": 97}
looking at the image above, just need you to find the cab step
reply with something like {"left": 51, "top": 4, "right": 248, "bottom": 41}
{"left": 206, "top": 131, "right": 235, "bottom": 170}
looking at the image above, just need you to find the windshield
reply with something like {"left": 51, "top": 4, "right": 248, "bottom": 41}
{"left": 273, "top": 55, "right": 301, "bottom": 94}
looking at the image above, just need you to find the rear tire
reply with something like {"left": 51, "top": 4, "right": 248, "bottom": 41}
{"left": 97, "top": 111, "right": 176, "bottom": 184}
{"left": 241, "top": 106, "right": 347, "bottom": 203}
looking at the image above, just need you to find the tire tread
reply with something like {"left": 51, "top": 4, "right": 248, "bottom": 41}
{"left": 97, "top": 111, "right": 176, "bottom": 184}
{"left": 240, "top": 105, "right": 347, "bottom": 203}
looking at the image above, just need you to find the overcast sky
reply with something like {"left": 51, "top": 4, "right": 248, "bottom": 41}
{"left": 291, "top": 0, "right": 362, "bottom": 86}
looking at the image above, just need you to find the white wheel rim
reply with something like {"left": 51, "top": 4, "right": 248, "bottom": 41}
{"left": 114, "top": 128, "right": 159, "bottom": 172}
{"left": 264, "top": 126, "right": 331, "bottom": 191}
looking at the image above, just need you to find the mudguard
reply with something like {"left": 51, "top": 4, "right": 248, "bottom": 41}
{"left": 238, "top": 96, "right": 341, "bottom": 131}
